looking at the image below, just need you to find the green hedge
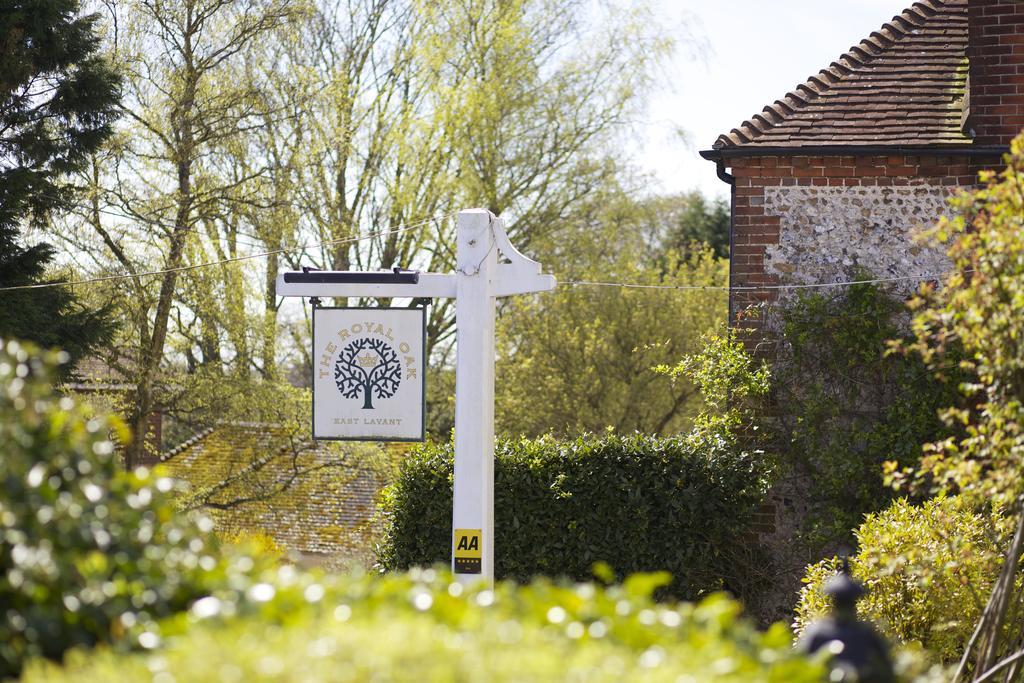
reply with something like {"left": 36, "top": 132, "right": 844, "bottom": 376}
{"left": 376, "top": 434, "right": 771, "bottom": 601}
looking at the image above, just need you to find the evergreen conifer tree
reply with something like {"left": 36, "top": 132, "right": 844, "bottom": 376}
{"left": 0, "top": 0, "right": 121, "bottom": 364}
{"left": 0, "top": 223, "right": 115, "bottom": 363}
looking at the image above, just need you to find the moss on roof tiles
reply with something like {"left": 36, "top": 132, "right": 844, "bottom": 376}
{"left": 162, "top": 424, "right": 395, "bottom": 564}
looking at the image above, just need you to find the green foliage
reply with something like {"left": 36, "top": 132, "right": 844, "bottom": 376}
{"left": 21, "top": 567, "right": 826, "bottom": 683}
{"left": 895, "top": 137, "right": 1024, "bottom": 509}
{"left": 496, "top": 245, "right": 728, "bottom": 436}
{"left": 645, "top": 190, "right": 731, "bottom": 260}
{"left": 425, "top": 365, "right": 457, "bottom": 438}
{"left": 376, "top": 433, "right": 771, "bottom": 603}
{"left": 771, "top": 281, "right": 962, "bottom": 548}
{"left": 0, "top": 0, "right": 120, "bottom": 228}
{"left": 795, "top": 497, "right": 1016, "bottom": 664}
{"left": 892, "top": 134, "right": 1024, "bottom": 676}
{"left": 0, "top": 340, "right": 238, "bottom": 679}
{"left": 161, "top": 369, "right": 310, "bottom": 447}
{"left": 493, "top": 189, "right": 729, "bottom": 438}
{"left": 657, "top": 329, "right": 770, "bottom": 451}
{"left": 0, "top": 225, "right": 116, "bottom": 368}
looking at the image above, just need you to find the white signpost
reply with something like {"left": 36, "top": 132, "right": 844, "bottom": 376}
{"left": 276, "top": 209, "right": 556, "bottom": 585}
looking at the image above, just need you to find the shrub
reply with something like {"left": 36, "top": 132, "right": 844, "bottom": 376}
{"left": 795, "top": 496, "right": 1016, "bottom": 663}
{"left": 893, "top": 131, "right": 1024, "bottom": 675}
{"left": 376, "top": 432, "right": 771, "bottom": 602}
{"left": 656, "top": 328, "right": 770, "bottom": 450}
{"left": 0, "top": 341, "right": 240, "bottom": 678}
{"left": 21, "top": 568, "right": 827, "bottom": 683}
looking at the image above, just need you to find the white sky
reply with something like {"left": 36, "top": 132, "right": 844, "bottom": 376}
{"left": 638, "top": 0, "right": 913, "bottom": 200}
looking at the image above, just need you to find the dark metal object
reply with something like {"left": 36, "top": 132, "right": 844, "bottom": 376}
{"left": 715, "top": 159, "right": 734, "bottom": 184}
{"left": 284, "top": 268, "right": 420, "bottom": 285}
{"left": 797, "top": 559, "right": 895, "bottom": 683}
{"left": 714, "top": 159, "right": 737, "bottom": 323}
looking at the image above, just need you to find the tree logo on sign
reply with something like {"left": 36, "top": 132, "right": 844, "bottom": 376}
{"left": 334, "top": 338, "right": 402, "bottom": 409}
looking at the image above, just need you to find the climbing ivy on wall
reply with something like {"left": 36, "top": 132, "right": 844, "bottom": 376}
{"left": 770, "top": 279, "right": 966, "bottom": 550}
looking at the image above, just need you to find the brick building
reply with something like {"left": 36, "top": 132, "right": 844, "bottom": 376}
{"left": 701, "top": 0, "right": 1022, "bottom": 325}
{"left": 699, "top": 0, "right": 1024, "bottom": 620}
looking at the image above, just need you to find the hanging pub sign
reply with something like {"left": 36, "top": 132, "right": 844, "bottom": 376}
{"left": 279, "top": 210, "right": 557, "bottom": 584}
{"left": 312, "top": 307, "right": 426, "bottom": 441}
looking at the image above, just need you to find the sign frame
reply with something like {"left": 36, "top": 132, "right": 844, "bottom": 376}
{"left": 311, "top": 304, "right": 427, "bottom": 443}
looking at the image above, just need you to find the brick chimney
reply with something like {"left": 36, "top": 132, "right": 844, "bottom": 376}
{"left": 967, "top": 0, "right": 1024, "bottom": 145}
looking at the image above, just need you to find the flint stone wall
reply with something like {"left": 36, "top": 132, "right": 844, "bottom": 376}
{"left": 762, "top": 185, "right": 953, "bottom": 303}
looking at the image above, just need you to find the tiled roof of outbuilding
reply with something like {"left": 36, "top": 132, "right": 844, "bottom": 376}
{"left": 161, "top": 424, "right": 391, "bottom": 565}
{"left": 712, "top": 0, "right": 971, "bottom": 150}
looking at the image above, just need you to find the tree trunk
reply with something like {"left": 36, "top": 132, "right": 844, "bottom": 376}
{"left": 123, "top": 62, "right": 197, "bottom": 468}
{"left": 262, "top": 249, "right": 279, "bottom": 378}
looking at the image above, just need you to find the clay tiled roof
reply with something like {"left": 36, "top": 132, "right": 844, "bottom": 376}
{"left": 161, "top": 424, "right": 392, "bottom": 565}
{"left": 712, "top": 0, "right": 971, "bottom": 150}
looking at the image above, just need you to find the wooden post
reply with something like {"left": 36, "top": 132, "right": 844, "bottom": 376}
{"left": 452, "top": 209, "right": 497, "bottom": 583}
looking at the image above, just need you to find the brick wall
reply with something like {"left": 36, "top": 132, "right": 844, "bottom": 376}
{"left": 723, "top": 151, "right": 1002, "bottom": 622}
{"left": 727, "top": 153, "right": 1000, "bottom": 324}
{"left": 967, "top": 0, "right": 1024, "bottom": 145}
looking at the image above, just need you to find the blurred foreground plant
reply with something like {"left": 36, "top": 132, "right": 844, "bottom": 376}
{"left": 0, "top": 340, "right": 260, "bottom": 679}
{"left": 22, "top": 566, "right": 826, "bottom": 683}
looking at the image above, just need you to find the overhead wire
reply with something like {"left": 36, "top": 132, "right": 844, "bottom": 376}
{"left": 563, "top": 271, "right": 957, "bottom": 292}
{"left": 0, "top": 213, "right": 454, "bottom": 293}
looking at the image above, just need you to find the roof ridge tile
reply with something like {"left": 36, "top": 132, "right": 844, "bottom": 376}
{"left": 161, "top": 427, "right": 216, "bottom": 462}
{"left": 847, "top": 45, "right": 876, "bottom": 62}
{"left": 750, "top": 113, "right": 773, "bottom": 131}
{"left": 893, "top": 10, "right": 925, "bottom": 28}
{"left": 875, "top": 26, "right": 903, "bottom": 41}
